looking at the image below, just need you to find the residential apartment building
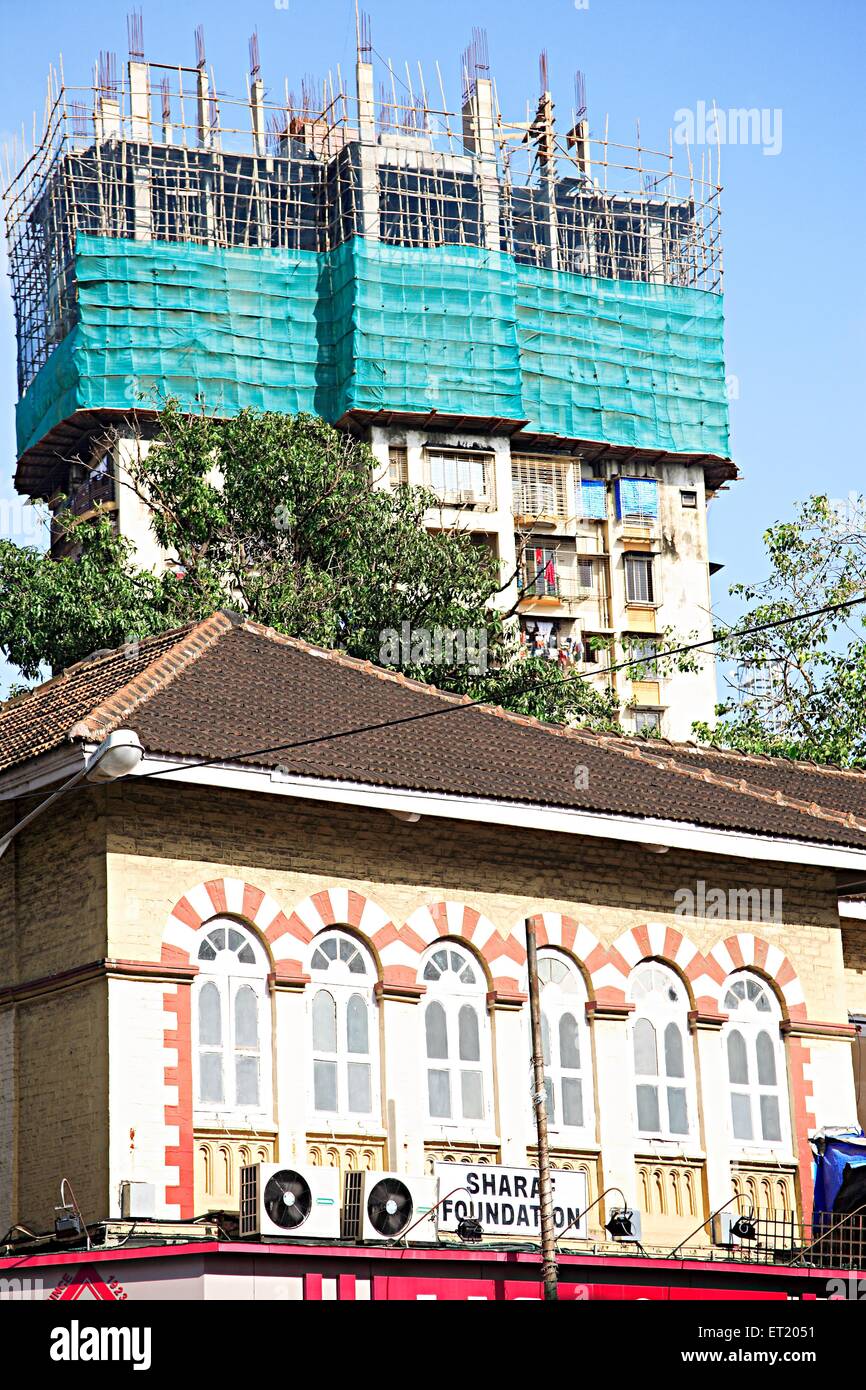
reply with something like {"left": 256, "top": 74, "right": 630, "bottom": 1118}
{"left": 5, "top": 27, "right": 733, "bottom": 741}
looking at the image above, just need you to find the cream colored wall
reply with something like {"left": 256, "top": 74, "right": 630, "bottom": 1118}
{"left": 0, "top": 1010, "right": 16, "bottom": 1237}
{"left": 99, "top": 781, "right": 857, "bottom": 1220}
{"left": 106, "top": 977, "right": 177, "bottom": 1219}
{"left": 0, "top": 791, "right": 110, "bottom": 1231}
{"left": 4, "top": 773, "right": 858, "bottom": 1232}
{"left": 16, "top": 982, "right": 109, "bottom": 1231}
{"left": 103, "top": 781, "right": 847, "bottom": 1015}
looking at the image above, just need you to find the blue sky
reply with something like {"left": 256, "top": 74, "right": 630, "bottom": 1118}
{"left": 0, "top": 0, "right": 863, "bottom": 689}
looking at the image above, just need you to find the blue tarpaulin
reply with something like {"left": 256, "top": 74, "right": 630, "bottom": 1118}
{"left": 813, "top": 1131, "right": 866, "bottom": 1217}
{"left": 616, "top": 477, "right": 659, "bottom": 521}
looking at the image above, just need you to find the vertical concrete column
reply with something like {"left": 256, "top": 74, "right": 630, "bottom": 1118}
{"left": 355, "top": 60, "right": 380, "bottom": 242}
{"left": 691, "top": 1014, "right": 732, "bottom": 1217}
{"left": 129, "top": 60, "right": 153, "bottom": 243}
{"left": 378, "top": 986, "right": 426, "bottom": 1174}
{"left": 462, "top": 78, "right": 500, "bottom": 252}
{"left": 250, "top": 76, "right": 266, "bottom": 157}
{"left": 273, "top": 985, "right": 309, "bottom": 1165}
{"left": 587, "top": 1004, "right": 637, "bottom": 1211}
{"left": 0, "top": 1007, "right": 17, "bottom": 1233}
{"left": 490, "top": 996, "right": 530, "bottom": 1164}
{"left": 492, "top": 438, "right": 519, "bottom": 614}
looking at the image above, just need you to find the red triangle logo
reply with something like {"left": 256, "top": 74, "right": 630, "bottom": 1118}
{"left": 49, "top": 1266, "right": 128, "bottom": 1301}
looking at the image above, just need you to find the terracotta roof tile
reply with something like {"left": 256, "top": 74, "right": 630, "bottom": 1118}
{"left": 3, "top": 614, "right": 866, "bottom": 853}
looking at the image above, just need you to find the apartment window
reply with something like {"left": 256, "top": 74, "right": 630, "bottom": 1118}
{"left": 389, "top": 447, "right": 409, "bottom": 488}
{"left": 634, "top": 709, "right": 662, "bottom": 735}
{"left": 529, "top": 951, "right": 593, "bottom": 1137}
{"left": 194, "top": 921, "right": 271, "bottom": 1118}
{"left": 426, "top": 450, "right": 490, "bottom": 505}
{"left": 582, "top": 633, "right": 607, "bottom": 665}
{"left": 422, "top": 944, "right": 490, "bottom": 1126}
{"left": 627, "top": 637, "right": 661, "bottom": 675}
{"left": 576, "top": 556, "right": 594, "bottom": 592}
{"left": 629, "top": 963, "right": 693, "bottom": 1139}
{"left": 680, "top": 489, "right": 698, "bottom": 509}
{"left": 617, "top": 477, "right": 659, "bottom": 525}
{"left": 624, "top": 552, "right": 656, "bottom": 604}
{"left": 512, "top": 456, "right": 569, "bottom": 520}
{"left": 309, "top": 930, "right": 378, "bottom": 1119}
{"left": 723, "top": 974, "right": 788, "bottom": 1148}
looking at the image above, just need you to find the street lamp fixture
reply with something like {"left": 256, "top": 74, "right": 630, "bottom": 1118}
{"left": 0, "top": 729, "right": 144, "bottom": 859}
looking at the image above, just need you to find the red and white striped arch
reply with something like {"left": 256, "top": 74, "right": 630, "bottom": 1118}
{"left": 707, "top": 932, "right": 806, "bottom": 1022}
{"left": 401, "top": 901, "right": 525, "bottom": 994}
{"left": 158, "top": 882, "right": 815, "bottom": 1217}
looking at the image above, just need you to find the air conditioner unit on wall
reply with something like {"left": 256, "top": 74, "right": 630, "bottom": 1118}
{"left": 342, "top": 1171, "right": 439, "bottom": 1243}
{"left": 239, "top": 1163, "right": 341, "bottom": 1239}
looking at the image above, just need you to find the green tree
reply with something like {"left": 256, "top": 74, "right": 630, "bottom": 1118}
{"left": 0, "top": 401, "right": 619, "bottom": 729}
{"left": 694, "top": 493, "right": 866, "bottom": 765}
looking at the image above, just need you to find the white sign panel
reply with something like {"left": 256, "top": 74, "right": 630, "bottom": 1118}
{"left": 433, "top": 1163, "right": 589, "bottom": 1238}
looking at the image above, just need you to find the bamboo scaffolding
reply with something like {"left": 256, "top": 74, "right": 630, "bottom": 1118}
{"left": 4, "top": 43, "right": 723, "bottom": 394}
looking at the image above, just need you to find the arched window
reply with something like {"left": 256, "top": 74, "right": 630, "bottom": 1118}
{"left": 309, "top": 930, "right": 378, "bottom": 1120}
{"left": 422, "top": 944, "right": 490, "bottom": 1127}
{"left": 194, "top": 920, "right": 271, "bottom": 1119}
{"left": 629, "top": 963, "right": 693, "bottom": 1140}
{"left": 722, "top": 973, "right": 788, "bottom": 1148}
{"left": 527, "top": 952, "right": 593, "bottom": 1138}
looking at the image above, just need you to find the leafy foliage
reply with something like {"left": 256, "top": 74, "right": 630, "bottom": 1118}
{"left": 694, "top": 494, "right": 866, "bottom": 766}
{"left": 0, "top": 402, "right": 619, "bottom": 729}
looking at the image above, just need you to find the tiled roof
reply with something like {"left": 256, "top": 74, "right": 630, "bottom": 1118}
{"left": 3, "top": 611, "right": 866, "bottom": 852}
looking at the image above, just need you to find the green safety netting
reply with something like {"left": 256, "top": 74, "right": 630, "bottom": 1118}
{"left": 16, "top": 233, "right": 729, "bottom": 460}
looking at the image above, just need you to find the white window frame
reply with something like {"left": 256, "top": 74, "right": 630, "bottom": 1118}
{"left": 628, "top": 962, "right": 696, "bottom": 1143}
{"left": 624, "top": 552, "right": 657, "bottom": 606}
{"left": 425, "top": 449, "right": 492, "bottom": 507}
{"left": 421, "top": 942, "right": 493, "bottom": 1134}
{"left": 193, "top": 918, "right": 273, "bottom": 1126}
{"left": 307, "top": 929, "right": 380, "bottom": 1126}
{"left": 523, "top": 950, "right": 595, "bottom": 1143}
{"left": 722, "top": 972, "right": 791, "bottom": 1156}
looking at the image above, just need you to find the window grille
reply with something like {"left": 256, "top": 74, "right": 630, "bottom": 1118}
{"left": 512, "top": 456, "right": 569, "bottom": 520}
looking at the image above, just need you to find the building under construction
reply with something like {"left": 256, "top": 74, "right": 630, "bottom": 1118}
{"left": 3, "top": 17, "right": 735, "bottom": 737}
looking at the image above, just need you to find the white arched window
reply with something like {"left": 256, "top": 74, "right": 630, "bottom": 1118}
{"left": 422, "top": 943, "right": 490, "bottom": 1127}
{"left": 309, "top": 930, "right": 378, "bottom": 1121}
{"left": 527, "top": 952, "right": 593, "bottom": 1139}
{"left": 723, "top": 973, "right": 788, "bottom": 1148}
{"left": 629, "top": 963, "right": 693, "bottom": 1140}
{"left": 194, "top": 920, "right": 271, "bottom": 1121}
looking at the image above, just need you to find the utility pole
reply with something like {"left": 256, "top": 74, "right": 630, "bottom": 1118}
{"left": 525, "top": 916, "right": 558, "bottom": 1300}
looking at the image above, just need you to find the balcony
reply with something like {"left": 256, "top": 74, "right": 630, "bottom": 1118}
{"left": 50, "top": 468, "right": 118, "bottom": 558}
{"left": 62, "top": 468, "right": 117, "bottom": 518}
{"left": 520, "top": 571, "right": 593, "bottom": 606}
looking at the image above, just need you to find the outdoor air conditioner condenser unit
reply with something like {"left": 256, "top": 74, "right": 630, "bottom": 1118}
{"left": 341, "top": 1171, "right": 439, "bottom": 1243}
{"left": 239, "top": 1163, "right": 341, "bottom": 1239}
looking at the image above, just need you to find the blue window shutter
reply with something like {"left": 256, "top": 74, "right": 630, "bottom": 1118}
{"left": 617, "top": 478, "right": 658, "bottom": 521}
{"left": 580, "top": 479, "right": 607, "bottom": 519}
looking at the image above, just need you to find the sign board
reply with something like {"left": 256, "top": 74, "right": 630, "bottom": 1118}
{"left": 433, "top": 1163, "right": 589, "bottom": 1239}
